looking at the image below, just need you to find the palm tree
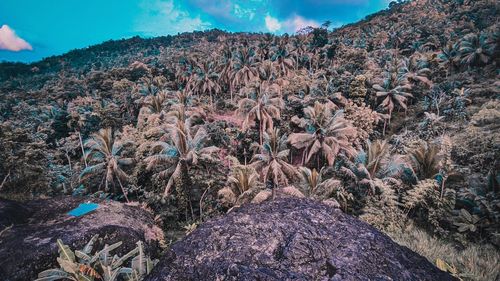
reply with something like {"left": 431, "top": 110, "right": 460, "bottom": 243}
{"left": 80, "top": 128, "right": 134, "bottom": 202}
{"left": 373, "top": 71, "right": 413, "bottom": 134}
{"left": 217, "top": 156, "right": 261, "bottom": 207}
{"left": 236, "top": 82, "right": 284, "bottom": 145}
{"left": 258, "top": 60, "right": 276, "bottom": 82}
{"left": 142, "top": 91, "right": 167, "bottom": 114}
{"left": 138, "top": 75, "right": 167, "bottom": 97}
{"left": 145, "top": 119, "right": 218, "bottom": 214}
{"left": 217, "top": 42, "right": 235, "bottom": 100}
{"left": 288, "top": 101, "right": 357, "bottom": 168}
{"left": 340, "top": 140, "right": 408, "bottom": 194}
{"left": 459, "top": 32, "right": 495, "bottom": 67}
{"left": 298, "top": 167, "right": 342, "bottom": 199}
{"left": 175, "top": 55, "right": 196, "bottom": 89}
{"left": 290, "top": 35, "right": 312, "bottom": 70}
{"left": 256, "top": 33, "right": 275, "bottom": 61}
{"left": 437, "top": 42, "right": 460, "bottom": 75}
{"left": 251, "top": 129, "right": 297, "bottom": 191}
{"left": 231, "top": 46, "right": 259, "bottom": 89}
{"left": 409, "top": 142, "right": 441, "bottom": 180}
{"left": 364, "top": 139, "right": 390, "bottom": 177}
{"left": 190, "top": 60, "right": 221, "bottom": 107}
{"left": 168, "top": 88, "right": 194, "bottom": 108}
{"left": 398, "top": 53, "right": 433, "bottom": 88}
{"left": 272, "top": 39, "right": 295, "bottom": 77}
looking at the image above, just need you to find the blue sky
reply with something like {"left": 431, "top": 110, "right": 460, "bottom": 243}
{"left": 0, "top": 0, "right": 391, "bottom": 63}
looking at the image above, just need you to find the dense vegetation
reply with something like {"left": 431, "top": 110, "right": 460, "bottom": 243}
{"left": 0, "top": 0, "right": 498, "bottom": 280}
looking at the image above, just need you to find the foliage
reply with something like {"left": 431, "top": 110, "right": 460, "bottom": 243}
{"left": 288, "top": 101, "right": 357, "bottom": 167}
{"left": 251, "top": 129, "right": 297, "bottom": 188}
{"left": 388, "top": 223, "right": 500, "bottom": 281}
{"left": 0, "top": 0, "right": 498, "bottom": 271}
{"left": 80, "top": 128, "right": 134, "bottom": 202}
{"left": 144, "top": 118, "right": 218, "bottom": 212}
{"left": 217, "top": 156, "right": 262, "bottom": 207}
{"left": 36, "top": 235, "right": 157, "bottom": 281}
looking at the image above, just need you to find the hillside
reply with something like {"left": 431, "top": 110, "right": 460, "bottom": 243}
{"left": 0, "top": 0, "right": 498, "bottom": 280}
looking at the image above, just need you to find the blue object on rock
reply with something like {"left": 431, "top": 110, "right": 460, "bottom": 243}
{"left": 68, "top": 203, "right": 99, "bottom": 217}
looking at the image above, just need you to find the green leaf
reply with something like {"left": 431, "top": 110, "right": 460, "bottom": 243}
{"left": 456, "top": 223, "right": 470, "bottom": 233}
{"left": 57, "top": 258, "right": 78, "bottom": 274}
{"left": 131, "top": 242, "right": 146, "bottom": 276}
{"left": 75, "top": 250, "right": 92, "bottom": 262}
{"left": 93, "top": 241, "right": 122, "bottom": 264}
{"left": 34, "top": 277, "right": 69, "bottom": 281}
{"left": 460, "top": 209, "right": 472, "bottom": 221}
{"left": 36, "top": 269, "right": 70, "bottom": 280}
{"left": 117, "top": 267, "right": 134, "bottom": 275}
{"left": 82, "top": 234, "right": 99, "bottom": 254}
{"left": 77, "top": 274, "right": 94, "bottom": 281}
{"left": 57, "top": 239, "right": 75, "bottom": 262}
{"left": 146, "top": 258, "right": 158, "bottom": 274}
{"left": 436, "top": 258, "right": 451, "bottom": 272}
{"left": 113, "top": 247, "right": 139, "bottom": 268}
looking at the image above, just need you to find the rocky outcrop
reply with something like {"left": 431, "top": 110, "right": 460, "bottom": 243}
{"left": 0, "top": 199, "right": 30, "bottom": 230}
{"left": 146, "top": 198, "right": 456, "bottom": 281}
{"left": 0, "top": 196, "right": 163, "bottom": 281}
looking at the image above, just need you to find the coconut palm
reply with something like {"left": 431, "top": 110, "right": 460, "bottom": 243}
{"left": 272, "top": 39, "right": 295, "bottom": 77}
{"left": 217, "top": 156, "right": 261, "bottom": 207}
{"left": 145, "top": 119, "right": 218, "bottom": 214}
{"left": 142, "top": 91, "right": 167, "bottom": 114}
{"left": 175, "top": 55, "right": 197, "bottom": 88}
{"left": 398, "top": 53, "right": 433, "bottom": 87}
{"left": 298, "top": 167, "right": 342, "bottom": 199}
{"left": 251, "top": 129, "right": 297, "bottom": 190}
{"left": 409, "top": 141, "right": 441, "bottom": 180}
{"left": 168, "top": 88, "right": 194, "bottom": 108}
{"left": 437, "top": 42, "right": 460, "bottom": 75}
{"left": 290, "top": 35, "right": 313, "bottom": 70}
{"left": 217, "top": 42, "right": 235, "bottom": 100}
{"left": 459, "top": 32, "right": 495, "bottom": 66}
{"left": 258, "top": 60, "right": 276, "bottom": 82}
{"left": 340, "top": 140, "right": 408, "bottom": 194}
{"left": 236, "top": 82, "right": 284, "bottom": 145}
{"left": 138, "top": 75, "right": 167, "bottom": 97}
{"left": 190, "top": 60, "right": 221, "bottom": 106}
{"left": 231, "top": 46, "right": 259, "bottom": 88}
{"left": 373, "top": 71, "right": 413, "bottom": 134}
{"left": 256, "top": 33, "right": 275, "bottom": 61}
{"left": 288, "top": 101, "right": 357, "bottom": 168}
{"left": 80, "top": 128, "right": 134, "bottom": 202}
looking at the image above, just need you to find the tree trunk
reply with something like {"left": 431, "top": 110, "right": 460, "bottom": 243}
{"left": 175, "top": 160, "right": 192, "bottom": 219}
{"left": 0, "top": 170, "right": 10, "bottom": 191}
{"left": 78, "top": 131, "right": 88, "bottom": 167}
{"left": 116, "top": 176, "right": 130, "bottom": 203}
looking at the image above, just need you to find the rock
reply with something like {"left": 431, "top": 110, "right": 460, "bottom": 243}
{"left": 145, "top": 198, "right": 456, "bottom": 281}
{"left": 0, "top": 199, "right": 30, "bottom": 230}
{"left": 0, "top": 196, "right": 163, "bottom": 281}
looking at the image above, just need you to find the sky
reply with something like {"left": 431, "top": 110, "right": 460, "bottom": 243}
{"left": 0, "top": 0, "right": 391, "bottom": 63}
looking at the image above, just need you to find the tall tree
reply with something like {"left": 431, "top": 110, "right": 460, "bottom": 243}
{"left": 80, "top": 128, "right": 134, "bottom": 202}
{"left": 288, "top": 101, "right": 357, "bottom": 168}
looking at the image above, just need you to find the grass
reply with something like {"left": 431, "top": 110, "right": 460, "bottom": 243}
{"left": 387, "top": 223, "right": 500, "bottom": 281}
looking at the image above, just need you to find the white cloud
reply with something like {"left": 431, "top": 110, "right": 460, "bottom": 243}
{"left": 282, "top": 15, "right": 319, "bottom": 33}
{"left": 265, "top": 14, "right": 281, "bottom": 32}
{"left": 135, "top": 0, "right": 211, "bottom": 36}
{"left": 0, "top": 25, "right": 33, "bottom": 52}
{"left": 233, "top": 4, "right": 255, "bottom": 20}
{"left": 265, "top": 14, "right": 320, "bottom": 34}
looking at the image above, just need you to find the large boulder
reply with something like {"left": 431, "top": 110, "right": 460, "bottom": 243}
{"left": 146, "top": 198, "right": 456, "bottom": 281}
{"left": 0, "top": 198, "right": 30, "bottom": 229}
{"left": 0, "top": 196, "right": 163, "bottom": 281}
